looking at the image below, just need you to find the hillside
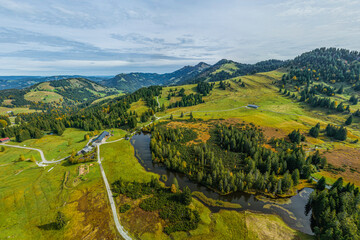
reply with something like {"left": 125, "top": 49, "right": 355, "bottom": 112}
{"left": 102, "top": 60, "right": 285, "bottom": 92}
{"left": 0, "top": 78, "right": 119, "bottom": 108}
{"left": 2, "top": 68, "right": 360, "bottom": 239}
{"left": 178, "top": 59, "right": 285, "bottom": 84}
{"left": 101, "top": 62, "right": 211, "bottom": 92}
{"left": 0, "top": 75, "right": 111, "bottom": 90}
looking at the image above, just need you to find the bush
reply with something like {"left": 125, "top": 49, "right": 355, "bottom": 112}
{"left": 119, "top": 204, "right": 131, "bottom": 213}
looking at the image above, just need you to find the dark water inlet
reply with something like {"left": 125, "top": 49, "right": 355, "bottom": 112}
{"left": 130, "top": 132, "right": 313, "bottom": 235}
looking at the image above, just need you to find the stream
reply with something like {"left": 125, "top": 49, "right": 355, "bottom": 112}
{"left": 130, "top": 132, "right": 313, "bottom": 235}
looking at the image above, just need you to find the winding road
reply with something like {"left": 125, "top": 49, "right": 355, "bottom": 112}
{"left": 0, "top": 143, "right": 68, "bottom": 167}
{"left": 0, "top": 98, "right": 284, "bottom": 240}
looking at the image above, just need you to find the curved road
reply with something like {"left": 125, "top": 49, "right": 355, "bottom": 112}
{"left": 0, "top": 143, "right": 68, "bottom": 167}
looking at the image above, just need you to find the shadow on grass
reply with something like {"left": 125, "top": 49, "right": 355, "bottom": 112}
{"left": 37, "top": 222, "right": 59, "bottom": 231}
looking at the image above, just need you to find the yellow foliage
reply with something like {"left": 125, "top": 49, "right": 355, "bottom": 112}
{"left": 0, "top": 119, "right": 8, "bottom": 128}
{"left": 171, "top": 184, "right": 177, "bottom": 193}
{"left": 182, "top": 161, "right": 187, "bottom": 169}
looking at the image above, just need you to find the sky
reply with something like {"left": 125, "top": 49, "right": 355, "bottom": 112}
{"left": 0, "top": 0, "right": 359, "bottom": 75}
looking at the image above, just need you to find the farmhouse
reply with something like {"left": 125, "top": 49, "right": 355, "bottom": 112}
{"left": 93, "top": 131, "right": 110, "bottom": 144}
{"left": 0, "top": 137, "right": 10, "bottom": 143}
{"left": 77, "top": 145, "right": 93, "bottom": 155}
{"left": 247, "top": 104, "right": 259, "bottom": 109}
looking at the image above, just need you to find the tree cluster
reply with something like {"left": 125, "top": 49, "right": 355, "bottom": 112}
{"left": 196, "top": 82, "right": 214, "bottom": 96}
{"left": 168, "top": 93, "right": 204, "bottom": 108}
{"left": 112, "top": 177, "right": 199, "bottom": 234}
{"left": 325, "top": 124, "right": 347, "bottom": 141}
{"left": 150, "top": 123, "right": 324, "bottom": 196}
{"left": 306, "top": 177, "right": 360, "bottom": 239}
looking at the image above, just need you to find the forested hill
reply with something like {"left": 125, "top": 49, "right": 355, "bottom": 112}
{"left": 0, "top": 78, "right": 119, "bottom": 109}
{"left": 178, "top": 59, "right": 285, "bottom": 84}
{"left": 102, "top": 59, "right": 285, "bottom": 92}
{"left": 283, "top": 48, "right": 360, "bottom": 85}
{"left": 101, "top": 62, "right": 211, "bottom": 92}
{"left": 0, "top": 75, "right": 110, "bottom": 90}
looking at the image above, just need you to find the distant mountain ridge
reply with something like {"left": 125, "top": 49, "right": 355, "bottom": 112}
{"left": 101, "top": 62, "right": 211, "bottom": 92}
{"left": 0, "top": 75, "right": 111, "bottom": 90}
{"left": 101, "top": 59, "right": 285, "bottom": 92}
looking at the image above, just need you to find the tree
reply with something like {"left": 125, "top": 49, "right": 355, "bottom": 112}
{"left": 84, "top": 134, "right": 90, "bottom": 141}
{"left": 180, "top": 112, "right": 184, "bottom": 118}
{"left": 316, "top": 177, "right": 326, "bottom": 191}
{"left": 19, "top": 154, "right": 26, "bottom": 161}
{"left": 309, "top": 123, "right": 320, "bottom": 138}
{"left": 172, "top": 177, "right": 179, "bottom": 190}
{"left": 171, "top": 184, "right": 177, "bottom": 193}
{"left": 291, "top": 169, "right": 300, "bottom": 185}
{"left": 182, "top": 186, "right": 192, "bottom": 205}
{"left": 0, "top": 119, "right": 8, "bottom": 128}
{"left": 345, "top": 115, "right": 353, "bottom": 125}
{"left": 15, "top": 116, "right": 21, "bottom": 124}
{"left": 336, "top": 126, "right": 347, "bottom": 141}
{"left": 337, "top": 85, "right": 344, "bottom": 94}
{"left": 30, "top": 155, "right": 36, "bottom": 163}
{"left": 55, "top": 211, "right": 66, "bottom": 229}
{"left": 0, "top": 146, "right": 5, "bottom": 152}
{"left": 128, "top": 116, "right": 137, "bottom": 128}
{"left": 189, "top": 112, "right": 194, "bottom": 120}
{"left": 170, "top": 114, "right": 173, "bottom": 120}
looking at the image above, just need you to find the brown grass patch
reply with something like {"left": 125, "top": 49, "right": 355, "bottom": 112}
{"left": 322, "top": 146, "right": 360, "bottom": 185}
{"left": 167, "top": 121, "right": 211, "bottom": 144}
{"left": 116, "top": 194, "right": 166, "bottom": 239}
{"left": 64, "top": 183, "right": 117, "bottom": 240}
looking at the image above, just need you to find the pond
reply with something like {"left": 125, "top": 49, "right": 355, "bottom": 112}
{"left": 130, "top": 132, "right": 313, "bottom": 235}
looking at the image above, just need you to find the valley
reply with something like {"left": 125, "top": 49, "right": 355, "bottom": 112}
{"left": 0, "top": 48, "right": 359, "bottom": 239}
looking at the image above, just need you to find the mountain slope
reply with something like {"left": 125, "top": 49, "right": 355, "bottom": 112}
{"left": 0, "top": 78, "right": 119, "bottom": 108}
{"left": 178, "top": 59, "right": 286, "bottom": 84}
{"left": 101, "top": 62, "right": 211, "bottom": 92}
{"left": 0, "top": 75, "right": 111, "bottom": 90}
{"left": 102, "top": 59, "right": 285, "bottom": 92}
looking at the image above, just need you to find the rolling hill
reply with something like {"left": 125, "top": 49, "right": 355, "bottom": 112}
{"left": 0, "top": 78, "right": 120, "bottom": 108}
{"left": 0, "top": 75, "right": 111, "bottom": 90}
{"left": 101, "top": 62, "right": 211, "bottom": 92}
{"left": 102, "top": 59, "right": 285, "bottom": 92}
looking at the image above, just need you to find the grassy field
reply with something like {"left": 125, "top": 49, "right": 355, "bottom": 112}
{"left": 129, "top": 99, "right": 149, "bottom": 117}
{"left": 0, "top": 106, "right": 41, "bottom": 115}
{"left": 24, "top": 91, "right": 63, "bottom": 103}
{"left": 9, "top": 128, "right": 89, "bottom": 161}
{"left": 0, "top": 146, "right": 118, "bottom": 239}
{"left": 91, "top": 92, "right": 124, "bottom": 105}
{"left": 100, "top": 139, "right": 158, "bottom": 184}
{"left": 154, "top": 70, "right": 360, "bottom": 186}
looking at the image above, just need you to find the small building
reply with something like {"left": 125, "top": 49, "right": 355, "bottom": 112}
{"left": 0, "top": 137, "right": 10, "bottom": 143}
{"left": 247, "top": 104, "right": 259, "bottom": 109}
{"left": 93, "top": 131, "right": 110, "bottom": 144}
{"left": 6, "top": 111, "right": 13, "bottom": 114}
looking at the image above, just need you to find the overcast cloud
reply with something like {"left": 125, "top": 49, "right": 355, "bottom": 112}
{"left": 0, "top": 0, "right": 359, "bottom": 75}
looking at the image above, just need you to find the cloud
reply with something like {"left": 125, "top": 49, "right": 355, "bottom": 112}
{"left": 0, "top": 0, "right": 359, "bottom": 75}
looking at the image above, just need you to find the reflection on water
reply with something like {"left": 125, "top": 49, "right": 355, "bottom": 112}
{"left": 131, "top": 132, "right": 313, "bottom": 235}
